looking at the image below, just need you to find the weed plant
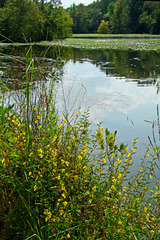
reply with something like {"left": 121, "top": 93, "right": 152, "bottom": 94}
{"left": 0, "top": 48, "right": 160, "bottom": 240}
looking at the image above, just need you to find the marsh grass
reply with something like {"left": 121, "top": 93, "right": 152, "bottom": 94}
{"left": 0, "top": 47, "right": 160, "bottom": 240}
{"left": 38, "top": 36, "right": 160, "bottom": 52}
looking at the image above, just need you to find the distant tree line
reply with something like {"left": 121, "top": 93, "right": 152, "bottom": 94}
{"left": 1, "top": 0, "right": 159, "bottom": 43}
{"left": 67, "top": 0, "right": 160, "bottom": 34}
{"left": 0, "top": 0, "right": 73, "bottom": 42}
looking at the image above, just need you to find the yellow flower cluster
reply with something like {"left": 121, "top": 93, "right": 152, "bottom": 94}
{"left": 37, "top": 148, "right": 43, "bottom": 158}
{"left": 44, "top": 209, "right": 52, "bottom": 222}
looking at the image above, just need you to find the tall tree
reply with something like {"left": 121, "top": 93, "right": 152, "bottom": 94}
{"left": 38, "top": 0, "right": 61, "bottom": 10}
{"left": 112, "top": 0, "right": 131, "bottom": 33}
{"left": 0, "top": 0, "right": 72, "bottom": 42}
{"left": 128, "top": 0, "right": 144, "bottom": 33}
{"left": 139, "top": 1, "right": 160, "bottom": 34}
{"left": 0, "top": 0, "right": 44, "bottom": 42}
{"left": 43, "top": 5, "right": 73, "bottom": 39}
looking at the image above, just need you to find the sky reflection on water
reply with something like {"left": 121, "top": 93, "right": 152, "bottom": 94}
{"left": 1, "top": 46, "right": 160, "bottom": 170}
{"left": 55, "top": 57, "right": 160, "bottom": 166}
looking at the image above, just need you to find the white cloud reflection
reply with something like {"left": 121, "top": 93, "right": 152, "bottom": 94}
{"left": 56, "top": 61, "right": 160, "bottom": 120}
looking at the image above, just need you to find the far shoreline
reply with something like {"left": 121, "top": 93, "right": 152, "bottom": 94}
{"left": 1, "top": 34, "right": 160, "bottom": 52}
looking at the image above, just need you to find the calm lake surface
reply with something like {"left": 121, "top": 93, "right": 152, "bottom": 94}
{"left": 1, "top": 45, "right": 160, "bottom": 171}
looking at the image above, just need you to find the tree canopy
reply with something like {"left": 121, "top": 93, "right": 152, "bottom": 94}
{"left": 0, "top": 0, "right": 73, "bottom": 42}
{"left": 1, "top": 0, "right": 160, "bottom": 42}
{"left": 66, "top": 0, "right": 160, "bottom": 34}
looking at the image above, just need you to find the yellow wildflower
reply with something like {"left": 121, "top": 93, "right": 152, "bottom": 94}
{"left": 34, "top": 184, "right": 37, "bottom": 191}
{"left": 78, "top": 155, "right": 83, "bottom": 161}
{"left": 118, "top": 220, "right": 122, "bottom": 225}
{"left": 63, "top": 201, "right": 68, "bottom": 207}
{"left": 112, "top": 177, "right": 117, "bottom": 183}
{"left": 1, "top": 158, "right": 5, "bottom": 164}
{"left": 118, "top": 173, "right": 122, "bottom": 179}
{"left": 99, "top": 126, "right": 104, "bottom": 131}
{"left": 44, "top": 209, "right": 52, "bottom": 222}
{"left": 85, "top": 110, "right": 89, "bottom": 114}
{"left": 150, "top": 230, "right": 155, "bottom": 235}
{"left": 74, "top": 175, "right": 78, "bottom": 180}
{"left": 65, "top": 161, "right": 69, "bottom": 166}
{"left": 117, "top": 158, "right": 121, "bottom": 164}
{"left": 131, "top": 148, "right": 135, "bottom": 153}
{"left": 63, "top": 119, "right": 67, "bottom": 124}
{"left": 102, "top": 158, "right": 106, "bottom": 164}
{"left": 111, "top": 185, "right": 116, "bottom": 190}
{"left": 57, "top": 175, "right": 61, "bottom": 180}
{"left": 62, "top": 193, "right": 66, "bottom": 199}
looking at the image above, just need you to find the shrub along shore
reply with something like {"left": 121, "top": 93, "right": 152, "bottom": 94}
{"left": 0, "top": 46, "right": 160, "bottom": 240}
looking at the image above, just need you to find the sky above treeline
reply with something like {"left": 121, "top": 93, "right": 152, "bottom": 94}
{"left": 61, "top": 0, "right": 95, "bottom": 8}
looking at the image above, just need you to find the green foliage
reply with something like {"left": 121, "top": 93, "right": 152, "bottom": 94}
{"left": 139, "top": 1, "right": 160, "bottom": 34}
{"left": 0, "top": 0, "right": 73, "bottom": 42}
{"left": 0, "top": 0, "right": 8, "bottom": 8}
{"left": 44, "top": 6, "right": 73, "bottom": 40}
{"left": 0, "top": 48, "right": 160, "bottom": 239}
{"left": 112, "top": 0, "right": 131, "bottom": 34}
{"left": 97, "top": 20, "right": 110, "bottom": 34}
{"left": 42, "top": 37, "right": 160, "bottom": 52}
{"left": 68, "top": 1, "right": 115, "bottom": 34}
{"left": 67, "top": 0, "right": 160, "bottom": 35}
{"left": 0, "top": 0, "right": 45, "bottom": 42}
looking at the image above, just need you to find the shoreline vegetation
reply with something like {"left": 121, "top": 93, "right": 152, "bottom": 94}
{"left": 39, "top": 34, "right": 160, "bottom": 52}
{"left": 1, "top": 34, "right": 160, "bottom": 52}
{"left": 72, "top": 34, "right": 160, "bottom": 39}
{"left": 0, "top": 46, "right": 160, "bottom": 239}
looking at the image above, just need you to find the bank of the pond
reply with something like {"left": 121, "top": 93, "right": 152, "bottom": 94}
{"left": 1, "top": 34, "right": 160, "bottom": 51}
{"left": 38, "top": 37, "right": 160, "bottom": 52}
{"left": 72, "top": 34, "right": 160, "bottom": 39}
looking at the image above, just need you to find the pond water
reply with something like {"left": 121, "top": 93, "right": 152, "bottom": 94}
{"left": 1, "top": 45, "right": 160, "bottom": 172}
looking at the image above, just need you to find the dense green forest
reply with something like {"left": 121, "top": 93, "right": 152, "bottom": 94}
{"left": 0, "top": 0, "right": 73, "bottom": 42}
{"left": 67, "top": 0, "right": 160, "bottom": 34}
{"left": 0, "top": 0, "right": 160, "bottom": 43}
